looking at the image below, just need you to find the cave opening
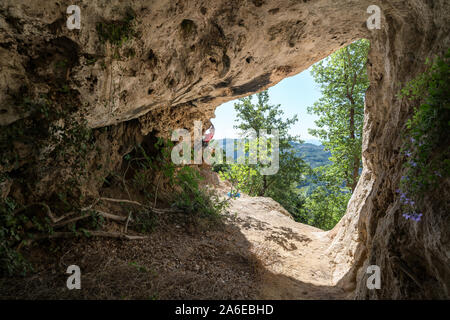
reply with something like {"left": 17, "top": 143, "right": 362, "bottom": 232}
{"left": 210, "top": 39, "right": 369, "bottom": 233}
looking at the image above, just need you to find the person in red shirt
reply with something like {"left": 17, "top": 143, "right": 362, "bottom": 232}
{"left": 202, "top": 124, "right": 215, "bottom": 147}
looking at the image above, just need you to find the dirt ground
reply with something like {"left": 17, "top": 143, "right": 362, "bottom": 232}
{"left": 0, "top": 180, "right": 346, "bottom": 300}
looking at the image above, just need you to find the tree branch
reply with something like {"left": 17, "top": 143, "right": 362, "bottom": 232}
{"left": 30, "top": 231, "right": 148, "bottom": 241}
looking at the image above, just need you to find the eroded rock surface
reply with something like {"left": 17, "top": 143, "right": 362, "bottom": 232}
{"left": 220, "top": 185, "right": 347, "bottom": 299}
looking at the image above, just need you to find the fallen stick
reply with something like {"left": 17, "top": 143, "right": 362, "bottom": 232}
{"left": 53, "top": 210, "right": 132, "bottom": 228}
{"left": 151, "top": 207, "right": 184, "bottom": 214}
{"left": 52, "top": 213, "right": 90, "bottom": 228}
{"left": 124, "top": 211, "right": 132, "bottom": 233}
{"left": 99, "top": 197, "right": 144, "bottom": 207}
{"left": 81, "top": 198, "right": 100, "bottom": 211}
{"left": 30, "top": 230, "right": 148, "bottom": 241}
{"left": 94, "top": 209, "right": 128, "bottom": 222}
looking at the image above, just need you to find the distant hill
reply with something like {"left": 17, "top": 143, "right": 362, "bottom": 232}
{"left": 290, "top": 142, "right": 331, "bottom": 168}
{"left": 303, "top": 139, "right": 322, "bottom": 146}
{"left": 213, "top": 139, "right": 331, "bottom": 168}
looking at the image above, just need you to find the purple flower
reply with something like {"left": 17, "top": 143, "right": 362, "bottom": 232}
{"left": 435, "top": 171, "right": 442, "bottom": 178}
{"left": 410, "top": 137, "right": 416, "bottom": 143}
{"left": 405, "top": 151, "right": 412, "bottom": 157}
{"left": 410, "top": 161, "right": 417, "bottom": 167}
{"left": 403, "top": 212, "right": 422, "bottom": 222}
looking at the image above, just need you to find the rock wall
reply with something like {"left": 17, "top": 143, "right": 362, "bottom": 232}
{"left": 0, "top": 0, "right": 449, "bottom": 298}
{"left": 331, "top": 0, "right": 450, "bottom": 299}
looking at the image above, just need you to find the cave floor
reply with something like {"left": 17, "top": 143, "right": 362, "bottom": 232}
{"left": 0, "top": 183, "right": 346, "bottom": 300}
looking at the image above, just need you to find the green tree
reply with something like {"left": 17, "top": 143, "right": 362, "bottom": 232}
{"left": 219, "top": 91, "right": 309, "bottom": 214}
{"left": 300, "top": 39, "right": 370, "bottom": 230}
{"left": 300, "top": 166, "right": 352, "bottom": 230}
{"left": 308, "top": 39, "right": 370, "bottom": 192}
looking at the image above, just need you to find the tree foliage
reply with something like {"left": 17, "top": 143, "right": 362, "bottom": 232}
{"left": 219, "top": 91, "right": 309, "bottom": 214}
{"left": 302, "top": 39, "right": 370, "bottom": 229}
{"left": 308, "top": 39, "right": 369, "bottom": 192}
{"left": 217, "top": 41, "right": 370, "bottom": 231}
{"left": 299, "top": 166, "right": 351, "bottom": 230}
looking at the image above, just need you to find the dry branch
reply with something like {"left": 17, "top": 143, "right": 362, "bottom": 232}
{"left": 99, "top": 197, "right": 144, "bottom": 207}
{"left": 94, "top": 209, "right": 128, "bottom": 222}
{"left": 52, "top": 213, "right": 90, "bottom": 228}
{"left": 124, "top": 212, "right": 132, "bottom": 233}
{"left": 151, "top": 207, "right": 184, "bottom": 214}
{"left": 30, "top": 231, "right": 148, "bottom": 241}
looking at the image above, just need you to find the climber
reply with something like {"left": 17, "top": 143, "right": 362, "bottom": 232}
{"left": 202, "top": 123, "right": 215, "bottom": 148}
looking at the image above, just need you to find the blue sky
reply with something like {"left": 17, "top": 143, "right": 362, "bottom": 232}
{"left": 211, "top": 66, "right": 323, "bottom": 144}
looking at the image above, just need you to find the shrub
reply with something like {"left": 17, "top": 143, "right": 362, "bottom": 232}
{"left": 128, "top": 139, "right": 228, "bottom": 221}
{"left": 0, "top": 198, "right": 36, "bottom": 276}
{"left": 397, "top": 49, "right": 450, "bottom": 221}
{"left": 174, "top": 166, "right": 228, "bottom": 219}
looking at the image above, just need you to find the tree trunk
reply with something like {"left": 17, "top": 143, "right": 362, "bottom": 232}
{"left": 259, "top": 175, "right": 268, "bottom": 196}
{"left": 345, "top": 49, "right": 361, "bottom": 193}
{"left": 349, "top": 103, "right": 360, "bottom": 192}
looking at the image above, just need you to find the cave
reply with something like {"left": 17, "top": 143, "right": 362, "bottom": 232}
{"left": 0, "top": 0, "right": 449, "bottom": 300}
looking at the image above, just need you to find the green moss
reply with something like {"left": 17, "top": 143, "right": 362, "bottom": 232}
{"left": 96, "top": 9, "right": 135, "bottom": 46}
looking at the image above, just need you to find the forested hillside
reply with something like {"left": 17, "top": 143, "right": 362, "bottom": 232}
{"left": 214, "top": 139, "right": 331, "bottom": 168}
